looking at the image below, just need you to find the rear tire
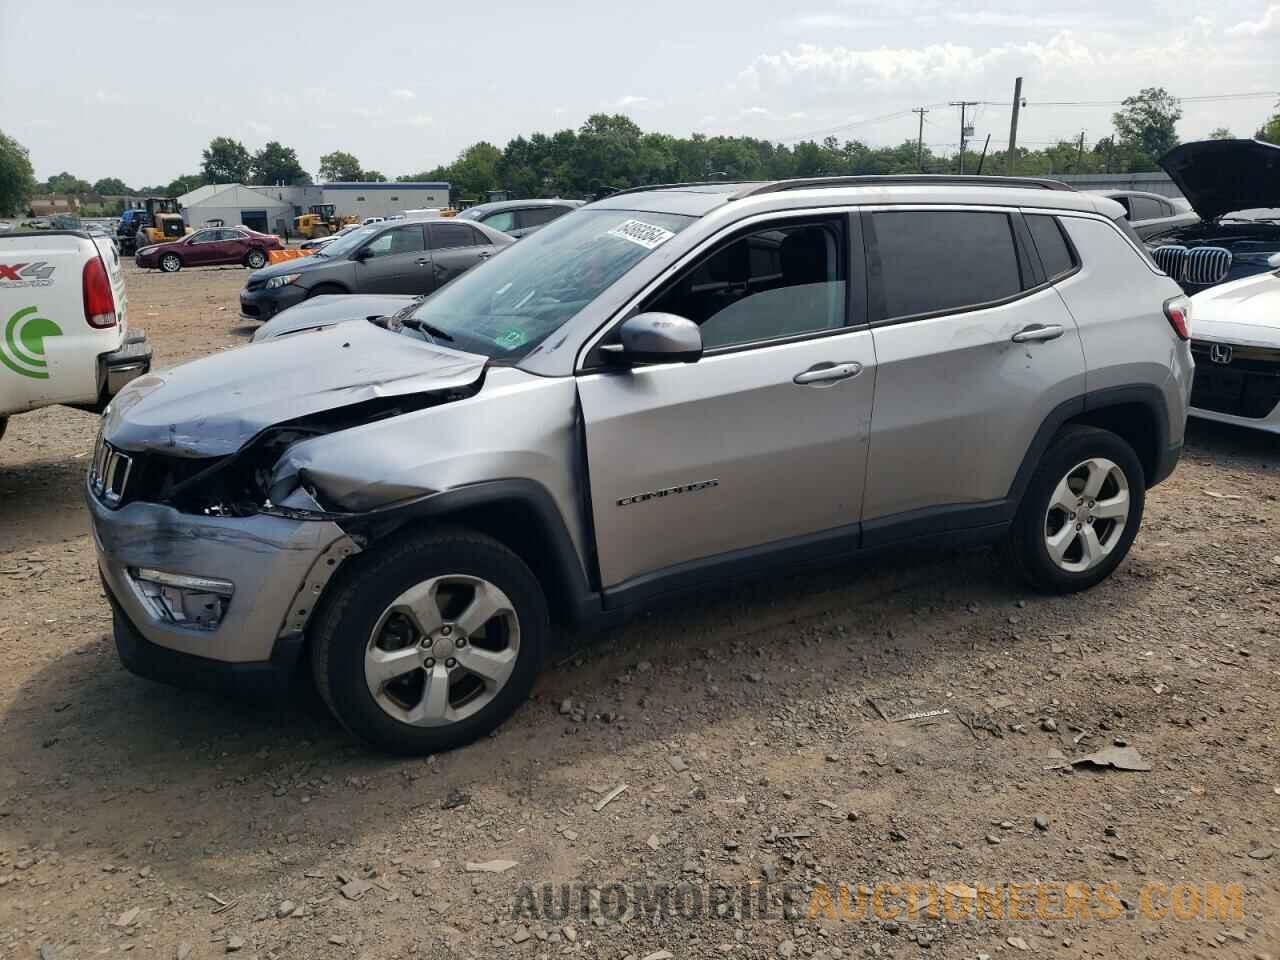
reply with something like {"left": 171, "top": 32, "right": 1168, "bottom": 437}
{"left": 1006, "top": 425, "right": 1145, "bottom": 594}
{"left": 159, "top": 253, "right": 182, "bottom": 273}
{"left": 245, "top": 248, "right": 267, "bottom": 269}
{"left": 310, "top": 527, "right": 548, "bottom": 755}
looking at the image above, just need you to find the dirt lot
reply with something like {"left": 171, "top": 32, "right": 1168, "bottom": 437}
{"left": 0, "top": 264, "right": 1277, "bottom": 960}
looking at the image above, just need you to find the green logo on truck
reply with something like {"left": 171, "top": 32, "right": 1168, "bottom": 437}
{"left": 1, "top": 306, "right": 62, "bottom": 380}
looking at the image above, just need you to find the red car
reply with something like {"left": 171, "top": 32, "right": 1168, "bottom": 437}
{"left": 135, "top": 226, "right": 283, "bottom": 273}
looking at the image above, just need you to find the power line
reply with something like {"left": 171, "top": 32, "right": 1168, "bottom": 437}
{"left": 777, "top": 104, "right": 947, "bottom": 143}
{"left": 980, "top": 90, "right": 1278, "bottom": 107}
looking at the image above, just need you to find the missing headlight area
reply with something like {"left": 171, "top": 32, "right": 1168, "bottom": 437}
{"left": 139, "top": 387, "right": 479, "bottom": 519}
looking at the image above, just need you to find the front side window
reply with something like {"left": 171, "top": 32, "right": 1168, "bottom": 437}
{"left": 871, "top": 210, "right": 1023, "bottom": 320}
{"left": 647, "top": 220, "right": 847, "bottom": 349}
{"left": 363, "top": 225, "right": 425, "bottom": 258}
{"left": 1129, "top": 196, "right": 1163, "bottom": 221}
{"left": 189, "top": 230, "right": 216, "bottom": 244}
{"left": 518, "top": 206, "right": 563, "bottom": 229}
{"left": 1026, "top": 215, "right": 1076, "bottom": 279}
{"left": 481, "top": 210, "right": 517, "bottom": 232}
{"left": 407, "top": 209, "right": 693, "bottom": 360}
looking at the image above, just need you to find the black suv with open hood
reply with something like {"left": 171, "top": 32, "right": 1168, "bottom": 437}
{"left": 1146, "top": 138, "right": 1280, "bottom": 293}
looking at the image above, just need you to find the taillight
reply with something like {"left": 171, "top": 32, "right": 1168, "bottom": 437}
{"left": 83, "top": 256, "right": 118, "bottom": 329}
{"left": 1163, "top": 295, "right": 1191, "bottom": 340}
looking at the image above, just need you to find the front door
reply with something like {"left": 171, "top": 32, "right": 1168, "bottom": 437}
{"left": 578, "top": 215, "right": 876, "bottom": 590}
{"left": 355, "top": 223, "right": 431, "bottom": 294}
{"left": 182, "top": 230, "right": 220, "bottom": 265}
{"left": 859, "top": 207, "right": 1087, "bottom": 543}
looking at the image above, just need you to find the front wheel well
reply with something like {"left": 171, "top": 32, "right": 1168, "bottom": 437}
{"left": 1063, "top": 401, "right": 1160, "bottom": 486}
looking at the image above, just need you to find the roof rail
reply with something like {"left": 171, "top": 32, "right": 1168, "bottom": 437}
{"left": 731, "top": 174, "right": 1074, "bottom": 199}
{"left": 603, "top": 180, "right": 758, "bottom": 198}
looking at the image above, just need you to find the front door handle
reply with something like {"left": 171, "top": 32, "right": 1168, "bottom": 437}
{"left": 416, "top": 257, "right": 430, "bottom": 266}
{"left": 793, "top": 361, "right": 862, "bottom": 385}
{"left": 1011, "top": 323, "right": 1065, "bottom": 343}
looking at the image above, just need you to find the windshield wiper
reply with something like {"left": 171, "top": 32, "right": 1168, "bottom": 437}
{"left": 401, "top": 317, "right": 454, "bottom": 342}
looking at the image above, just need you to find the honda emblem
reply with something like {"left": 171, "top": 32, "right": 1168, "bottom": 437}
{"left": 1209, "top": 343, "right": 1233, "bottom": 365}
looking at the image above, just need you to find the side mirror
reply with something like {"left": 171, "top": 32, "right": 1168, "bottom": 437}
{"left": 602, "top": 312, "right": 703, "bottom": 365}
{"left": 351, "top": 246, "right": 372, "bottom": 261}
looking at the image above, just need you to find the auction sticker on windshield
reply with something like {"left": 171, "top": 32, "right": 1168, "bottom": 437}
{"left": 607, "top": 219, "right": 676, "bottom": 250}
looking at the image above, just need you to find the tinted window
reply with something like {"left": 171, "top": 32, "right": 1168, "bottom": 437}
{"left": 1129, "top": 196, "right": 1163, "bottom": 221}
{"left": 481, "top": 210, "right": 517, "bottom": 232}
{"left": 1026, "top": 215, "right": 1076, "bottom": 279}
{"left": 189, "top": 230, "right": 217, "bottom": 243}
{"left": 648, "top": 221, "right": 847, "bottom": 350}
{"left": 871, "top": 211, "right": 1022, "bottom": 320}
{"left": 517, "top": 206, "right": 564, "bottom": 229}
{"left": 431, "top": 222, "right": 481, "bottom": 249}
{"left": 363, "top": 225, "right": 425, "bottom": 258}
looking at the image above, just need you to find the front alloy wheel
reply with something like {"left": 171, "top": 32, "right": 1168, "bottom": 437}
{"left": 160, "top": 253, "right": 181, "bottom": 273}
{"left": 365, "top": 575, "right": 520, "bottom": 727}
{"left": 311, "top": 527, "right": 547, "bottom": 755}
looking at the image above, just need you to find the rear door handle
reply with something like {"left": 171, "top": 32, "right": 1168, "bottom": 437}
{"left": 793, "top": 361, "right": 862, "bottom": 385}
{"left": 416, "top": 257, "right": 431, "bottom": 266}
{"left": 477, "top": 250, "right": 492, "bottom": 260}
{"left": 1011, "top": 323, "right": 1065, "bottom": 343}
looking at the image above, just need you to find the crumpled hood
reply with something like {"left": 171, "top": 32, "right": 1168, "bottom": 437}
{"left": 103, "top": 320, "right": 488, "bottom": 458}
{"left": 1160, "top": 139, "right": 1280, "bottom": 222}
{"left": 251, "top": 293, "right": 415, "bottom": 342}
{"left": 1190, "top": 270, "right": 1280, "bottom": 348}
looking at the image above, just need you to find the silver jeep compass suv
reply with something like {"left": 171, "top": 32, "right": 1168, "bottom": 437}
{"left": 88, "top": 176, "right": 1194, "bottom": 754}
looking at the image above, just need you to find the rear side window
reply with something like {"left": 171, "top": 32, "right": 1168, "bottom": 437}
{"left": 431, "top": 222, "right": 483, "bottom": 249}
{"left": 1025, "top": 215, "right": 1077, "bottom": 280}
{"left": 517, "top": 206, "right": 563, "bottom": 229}
{"left": 1129, "top": 196, "right": 1163, "bottom": 221}
{"left": 871, "top": 210, "right": 1023, "bottom": 320}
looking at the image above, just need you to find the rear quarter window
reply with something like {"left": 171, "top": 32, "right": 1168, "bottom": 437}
{"left": 1025, "top": 215, "right": 1078, "bottom": 280}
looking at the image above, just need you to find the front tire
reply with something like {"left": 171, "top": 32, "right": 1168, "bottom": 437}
{"left": 245, "top": 249, "right": 267, "bottom": 269}
{"left": 1006, "top": 425, "right": 1145, "bottom": 594}
{"left": 310, "top": 527, "right": 548, "bottom": 755}
{"left": 159, "top": 253, "right": 182, "bottom": 273}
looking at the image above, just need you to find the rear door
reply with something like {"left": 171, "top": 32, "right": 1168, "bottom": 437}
{"left": 216, "top": 228, "right": 249, "bottom": 264}
{"left": 860, "top": 206, "right": 1086, "bottom": 544}
{"left": 427, "top": 222, "right": 494, "bottom": 288}
{"left": 354, "top": 224, "right": 430, "bottom": 294}
{"left": 577, "top": 213, "right": 876, "bottom": 591}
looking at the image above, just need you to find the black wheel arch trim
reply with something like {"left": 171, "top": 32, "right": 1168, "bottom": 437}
{"left": 335, "top": 478, "right": 601, "bottom": 627}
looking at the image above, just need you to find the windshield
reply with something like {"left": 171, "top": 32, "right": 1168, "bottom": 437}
{"left": 408, "top": 209, "right": 693, "bottom": 360}
{"left": 315, "top": 224, "right": 380, "bottom": 258}
{"left": 456, "top": 207, "right": 486, "bottom": 221}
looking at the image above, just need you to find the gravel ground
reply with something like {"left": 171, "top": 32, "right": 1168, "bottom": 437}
{"left": 0, "top": 264, "right": 1277, "bottom": 960}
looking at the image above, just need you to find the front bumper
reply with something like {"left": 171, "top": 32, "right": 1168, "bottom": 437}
{"left": 134, "top": 252, "right": 159, "bottom": 269}
{"left": 87, "top": 486, "right": 350, "bottom": 672}
{"left": 239, "top": 282, "right": 308, "bottom": 322}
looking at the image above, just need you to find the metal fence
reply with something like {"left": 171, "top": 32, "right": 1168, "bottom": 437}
{"left": 1052, "top": 172, "right": 1182, "bottom": 199}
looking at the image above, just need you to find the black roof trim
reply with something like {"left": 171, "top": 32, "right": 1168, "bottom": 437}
{"left": 732, "top": 175, "right": 1075, "bottom": 199}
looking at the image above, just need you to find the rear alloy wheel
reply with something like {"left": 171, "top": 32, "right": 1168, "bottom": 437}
{"left": 1006, "top": 425, "right": 1144, "bottom": 593}
{"left": 159, "top": 253, "right": 182, "bottom": 273}
{"left": 246, "top": 249, "right": 267, "bottom": 269}
{"left": 311, "top": 528, "right": 547, "bottom": 754}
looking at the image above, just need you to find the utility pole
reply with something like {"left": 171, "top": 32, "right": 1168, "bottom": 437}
{"left": 1007, "top": 76, "right": 1023, "bottom": 175}
{"left": 1077, "top": 131, "right": 1086, "bottom": 171}
{"left": 912, "top": 107, "right": 929, "bottom": 172}
{"left": 950, "top": 101, "right": 979, "bottom": 173}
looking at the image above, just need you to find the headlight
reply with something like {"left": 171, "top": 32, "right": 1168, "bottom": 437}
{"left": 137, "top": 246, "right": 157, "bottom": 256}
{"left": 265, "top": 273, "right": 302, "bottom": 290}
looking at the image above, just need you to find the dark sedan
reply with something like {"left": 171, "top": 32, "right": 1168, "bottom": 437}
{"left": 136, "top": 226, "right": 282, "bottom": 273}
{"left": 239, "top": 218, "right": 512, "bottom": 323}
{"left": 457, "top": 198, "right": 584, "bottom": 238}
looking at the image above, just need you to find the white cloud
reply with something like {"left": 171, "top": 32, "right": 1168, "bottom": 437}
{"left": 788, "top": 111, "right": 810, "bottom": 120}
{"left": 790, "top": 13, "right": 869, "bottom": 29}
{"left": 93, "top": 89, "right": 126, "bottom": 105}
{"left": 1226, "top": 3, "right": 1279, "bottom": 35}
{"left": 246, "top": 120, "right": 272, "bottom": 137}
{"left": 614, "top": 95, "right": 650, "bottom": 108}
{"left": 404, "top": 114, "right": 434, "bottom": 127}
{"left": 741, "top": 106, "right": 772, "bottom": 116}
{"left": 390, "top": 88, "right": 417, "bottom": 99}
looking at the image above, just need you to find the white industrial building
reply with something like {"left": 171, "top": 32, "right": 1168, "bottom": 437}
{"left": 178, "top": 181, "right": 451, "bottom": 235}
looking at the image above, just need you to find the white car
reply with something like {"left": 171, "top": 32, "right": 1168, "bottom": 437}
{"left": 0, "top": 229, "right": 151, "bottom": 441}
{"left": 1188, "top": 264, "right": 1280, "bottom": 433}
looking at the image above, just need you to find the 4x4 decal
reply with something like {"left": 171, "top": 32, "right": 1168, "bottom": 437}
{"left": 0, "top": 262, "right": 57, "bottom": 288}
{"left": 1, "top": 306, "right": 61, "bottom": 379}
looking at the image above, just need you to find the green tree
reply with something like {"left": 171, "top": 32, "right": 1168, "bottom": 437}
{"left": 92, "top": 177, "right": 132, "bottom": 195}
{"left": 362, "top": 169, "right": 387, "bottom": 182}
{"left": 1208, "top": 127, "right": 1233, "bottom": 140}
{"left": 1257, "top": 110, "right": 1280, "bottom": 144}
{"left": 201, "top": 137, "right": 253, "bottom": 183}
{"left": 318, "top": 150, "right": 363, "bottom": 182}
{"left": 0, "top": 131, "right": 37, "bottom": 216}
{"left": 1112, "top": 87, "right": 1182, "bottom": 169}
{"left": 45, "top": 171, "right": 93, "bottom": 194}
{"left": 165, "top": 173, "right": 205, "bottom": 197}
{"left": 251, "top": 142, "right": 311, "bottom": 185}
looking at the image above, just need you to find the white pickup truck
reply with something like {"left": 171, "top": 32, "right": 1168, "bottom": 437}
{"left": 0, "top": 231, "right": 151, "bottom": 440}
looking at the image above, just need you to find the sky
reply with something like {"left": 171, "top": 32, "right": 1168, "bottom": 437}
{"left": 2, "top": 0, "right": 1278, "bottom": 186}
